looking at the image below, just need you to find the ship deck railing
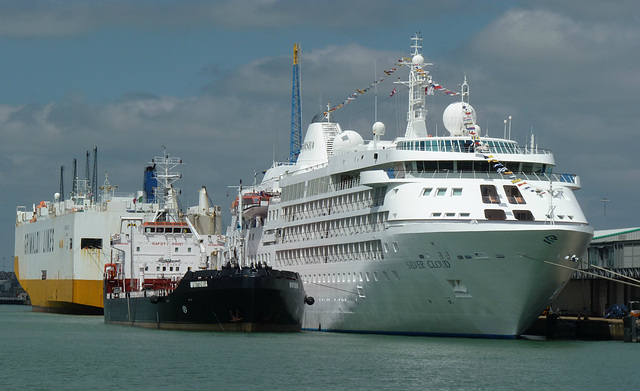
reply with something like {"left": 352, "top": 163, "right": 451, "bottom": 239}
{"left": 394, "top": 140, "right": 553, "bottom": 155}
{"left": 333, "top": 141, "right": 553, "bottom": 156}
{"left": 401, "top": 170, "right": 577, "bottom": 184}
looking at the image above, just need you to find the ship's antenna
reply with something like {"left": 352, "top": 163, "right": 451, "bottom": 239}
{"left": 374, "top": 61, "right": 378, "bottom": 123}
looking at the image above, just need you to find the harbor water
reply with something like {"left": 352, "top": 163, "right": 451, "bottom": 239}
{"left": 1, "top": 305, "right": 636, "bottom": 390}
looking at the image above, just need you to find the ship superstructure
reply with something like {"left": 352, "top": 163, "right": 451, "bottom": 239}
{"left": 109, "top": 152, "right": 224, "bottom": 290}
{"left": 233, "top": 36, "right": 593, "bottom": 337}
{"left": 14, "top": 150, "right": 220, "bottom": 314}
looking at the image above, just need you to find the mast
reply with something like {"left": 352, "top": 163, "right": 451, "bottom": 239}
{"left": 72, "top": 158, "right": 77, "bottom": 197}
{"left": 151, "top": 147, "right": 184, "bottom": 220}
{"left": 85, "top": 151, "right": 90, "bottom": 200}
{"left": 59, "top": 166, "right": 64, "bottom": 202}
{"left": 461, "top": 73, "right": 469, "bottom": 105}
{"left": 396, "top": 33, "right": 432, "bottom": 138}
{"left": 92, "top": 146, "right": 98, "bottom": 203}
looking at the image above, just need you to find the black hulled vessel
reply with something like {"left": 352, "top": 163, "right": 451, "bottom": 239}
{"left": 104, "top": 263, "right": 311, "bottom": 332}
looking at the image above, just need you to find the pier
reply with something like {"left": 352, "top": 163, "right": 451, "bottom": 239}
{"left": 525, "top": 315, "right": 624, "bottom": 340}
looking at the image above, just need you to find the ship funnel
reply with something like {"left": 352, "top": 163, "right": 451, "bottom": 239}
{"left": 199, "top": 186, "right": 210, "bottom": 213}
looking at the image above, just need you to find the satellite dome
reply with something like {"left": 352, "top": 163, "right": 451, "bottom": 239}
{"left": 412, "top": 54, "right": 424, "bottom": 66}
{"left": 372, "top": 122, "right": 385, "bottom": 136}
{"left": 443, "top": 101, "right": 477, "bottom": 136}
{"left": 332, "top": 130, "right": 364, "bottom": 152}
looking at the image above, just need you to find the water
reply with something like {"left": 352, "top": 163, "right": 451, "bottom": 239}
{"left": 1, "top": 305, "right": 636, "bottom": 390}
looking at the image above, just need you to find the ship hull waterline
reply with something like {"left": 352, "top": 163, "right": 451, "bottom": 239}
{"left": 287, "top": 223, "right": 592, "bottom": 338}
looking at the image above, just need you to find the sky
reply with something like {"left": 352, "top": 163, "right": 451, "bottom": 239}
{"left": 1, "top": 0, "right": 639, "bottom": 271}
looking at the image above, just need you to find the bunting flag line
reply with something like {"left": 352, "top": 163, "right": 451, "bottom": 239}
{"left": 463, "top": 104, "right": 545, "bottom": 196}
{"left": 427, "top": 82, "right": 459, "bottom": 96}
{"left": 324, "top": 60, "right": 406, "bottom": 114}
{"left": 323, "top": 59, "right": 462, "bottom": 115}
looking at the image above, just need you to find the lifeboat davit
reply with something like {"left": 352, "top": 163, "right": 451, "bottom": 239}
{"left": 230, "top": 192, "right": 270, "bottom": 220}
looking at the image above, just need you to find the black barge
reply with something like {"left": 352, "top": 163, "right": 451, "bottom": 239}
{"left": 104, "top": 263, "right": 312, "bottom": 332}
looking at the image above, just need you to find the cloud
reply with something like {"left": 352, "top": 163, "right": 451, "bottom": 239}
{"left": 0, "top": 0, "right": 506, "bottom": 38}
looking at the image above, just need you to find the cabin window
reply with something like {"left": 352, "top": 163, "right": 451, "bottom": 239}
{"left": 136, "top": 247, "right": 140, "bottom": 252}
{"left": 439, "top": 161, "right": 454, "bottom": 171}
{"left": 422, "top": 188, "right": 433, "bottom": 196}
{"left": 452, "top": 188, "right": 463, "bottom": 196}
{"left": 145, "top": 227, "right": 154, "bottom": 233}
{"left": 475, "top": 161, "right": 490, "bottom": 172}
{"left": 416, "top": 161, "right": 438, "bottom": 172}
{"left": 514, "top": 210, "right": 535, "bottom": 221}
{"left": 457, "top": 161, "right": 473, "bottom": 172}
{"left": 504, "top": 185, "right": 525, "bottom": 204}
{"left": 174, "top": 247, "right": 179, "bottom": 252}
{"left": 80, "top": 238, "right": 102, "bottom": 249}
{"left": 480, "top": 185, "right": 500, "bottom": 204}
{"left": 484, "top": 209, "right": 506, "bottom": 220}
{"left": 521, "top": 163, "right": 544, "bottom": 174}
{"left": 436, "top": 188, "right": 447, "bottom": 196}
{"left": 156, "top": 227, "right": 164, "bottom": 233}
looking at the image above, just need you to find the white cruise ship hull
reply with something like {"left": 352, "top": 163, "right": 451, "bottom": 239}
{"left": 293, "top": 223, "right": 592, "bottom": 337}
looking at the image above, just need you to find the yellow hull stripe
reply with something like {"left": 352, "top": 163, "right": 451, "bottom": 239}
{"left": 15, "top": 256, "right": 104, "bottom": 311}
{"left": 17, "top": 277, "right": 104, "bottom": 310}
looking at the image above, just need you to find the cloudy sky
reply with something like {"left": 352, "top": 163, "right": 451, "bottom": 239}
{"left": 2, "top": 0, "right": 638, "bottom": 270}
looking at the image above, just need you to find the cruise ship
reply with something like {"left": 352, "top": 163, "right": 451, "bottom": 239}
{"left": 234, "top": 36, "right": 594, "bottom": 337}
{"left": 14, "top": 149, "right": 220, "bottom": 314}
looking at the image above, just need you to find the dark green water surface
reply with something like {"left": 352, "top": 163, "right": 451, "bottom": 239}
{"left": 1, "top": 305, "right": 635, "bottom": 390}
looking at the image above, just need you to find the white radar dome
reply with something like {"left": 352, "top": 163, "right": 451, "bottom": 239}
{"left": 412, "top": 54, "right": 424, "bottom": 66}
{"left": 372, "top": 122, "right": 386, "bottom": 136}
{"left": 443, "top": 101, "right": 477, "bottom": 136}
{"left": 332, "top": 130, "right": 364, "bottom": 152}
